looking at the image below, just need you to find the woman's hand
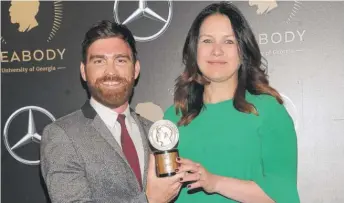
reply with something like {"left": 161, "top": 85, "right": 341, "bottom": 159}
{"left": 176, "top": 157, "right": 220, "bottom": 193}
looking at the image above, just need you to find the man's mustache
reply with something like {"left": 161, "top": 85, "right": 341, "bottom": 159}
{"left": 96, "top": 75, "right": 128, "bottom": 84}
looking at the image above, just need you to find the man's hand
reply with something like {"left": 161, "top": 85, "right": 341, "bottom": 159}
{"left": 146, "top": 154, "right": 184, "bottom": 203}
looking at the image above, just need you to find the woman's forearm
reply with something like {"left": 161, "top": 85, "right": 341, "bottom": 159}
{"left": 213, "top": 175, "right": 274, "bottom": 203}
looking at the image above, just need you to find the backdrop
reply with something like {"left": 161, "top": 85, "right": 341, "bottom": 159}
{"left": 1, "top": 1, "right": 344, "bottom": 202}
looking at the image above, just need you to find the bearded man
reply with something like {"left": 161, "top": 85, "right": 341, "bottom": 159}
{"left": 40, "top": 20, "right": 183, "bottom": 203}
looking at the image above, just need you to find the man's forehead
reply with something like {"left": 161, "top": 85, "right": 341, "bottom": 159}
{"left": 89, "top": 53, "right": 131, "bottom": 58}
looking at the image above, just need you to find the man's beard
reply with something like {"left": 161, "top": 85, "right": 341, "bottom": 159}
{"left": 87, "top": 74, "right": 135, "bottom": 109}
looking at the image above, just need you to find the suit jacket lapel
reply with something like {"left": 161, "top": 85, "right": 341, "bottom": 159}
{"left": 81, "top": 101, "right": 128, "bottom": 163}
{"left": 130, "top": 109, "right": 151, "bottom": 190}
{"left": 91, "top": 116, "right": 143, "bottom": 193}
{"left": 82, "top": 100, "right": 151, "bottom": 191}
{"left": 91, "top": 115, "right": 127, "bottom": 159}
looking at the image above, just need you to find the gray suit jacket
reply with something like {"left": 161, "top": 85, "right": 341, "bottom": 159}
{"left": 40, "top": 101, "right": 153, "bottom": 203}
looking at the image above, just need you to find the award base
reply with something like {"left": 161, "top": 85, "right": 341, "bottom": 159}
{"left": 154, "top": 149, "right": 179, "bottom": 177}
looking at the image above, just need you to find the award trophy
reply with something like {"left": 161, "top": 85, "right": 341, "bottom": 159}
{"left": 148, "top": 120, "right": 179, "bottom": 177}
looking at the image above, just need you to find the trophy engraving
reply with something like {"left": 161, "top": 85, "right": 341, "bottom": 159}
{"left": 149, "top": 120, "right": 179, "bottom": 177}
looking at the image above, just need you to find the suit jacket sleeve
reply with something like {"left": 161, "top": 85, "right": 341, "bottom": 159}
{"left": 40, "top": 123, "right": 94, "bottom": 203}
{"left": 41, "top": 122, "right": 149, "bottom": 203}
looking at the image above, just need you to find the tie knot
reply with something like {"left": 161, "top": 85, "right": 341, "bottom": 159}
{"left": 117, "top": 114, "right": 126, "bottom": 124}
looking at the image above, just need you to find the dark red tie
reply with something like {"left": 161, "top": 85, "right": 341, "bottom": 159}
{"left": 117, "top": 114, "right": 142, "bottom": 190}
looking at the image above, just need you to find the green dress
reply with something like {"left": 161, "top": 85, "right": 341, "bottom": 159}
{"left": 164, "top": 93, "right": 300, "bottom": 203}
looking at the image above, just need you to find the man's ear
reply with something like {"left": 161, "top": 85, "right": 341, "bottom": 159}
{"left": 134, "top": 60, "right": 141, "bottom": 80}
{"left": 80, "top": 62, "right": 87, "bottom": 81}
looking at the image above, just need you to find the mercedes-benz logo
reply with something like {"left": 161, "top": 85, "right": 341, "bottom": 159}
{"left": 3, "top": 106, "right": 55, "bottom": 165}
{"left": 113, "top": 0, "right": 173, "bottom": 42}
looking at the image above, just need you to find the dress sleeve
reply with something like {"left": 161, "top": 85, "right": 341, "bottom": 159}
{"left": 256, "top": 97, "right": 300, "bottom": 203}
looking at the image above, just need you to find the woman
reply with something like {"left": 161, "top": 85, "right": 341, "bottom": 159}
{"left": 164, "top": 2, "right": 300, "bottom": 203}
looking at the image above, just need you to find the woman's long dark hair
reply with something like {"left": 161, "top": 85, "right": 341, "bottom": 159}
{"left": 174, "top": 2, "right": 282, "bottom": 126}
